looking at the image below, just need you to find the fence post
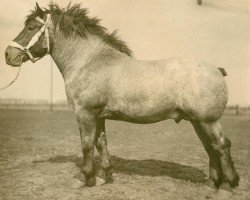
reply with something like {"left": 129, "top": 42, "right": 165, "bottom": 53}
{"left": 236, "top": 105, "right": 239, "bottom": 115}
{"left": 50, "top": 58, "right": 53, "bottom": 112}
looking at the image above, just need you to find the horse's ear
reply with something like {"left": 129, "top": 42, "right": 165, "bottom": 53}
{"left": 36, "top": 2, "right": 45, "bottom": 18}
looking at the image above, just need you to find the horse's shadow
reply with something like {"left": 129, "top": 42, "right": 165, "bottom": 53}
{"left": 33, "top": 155, "right": 206, "bottom": 183}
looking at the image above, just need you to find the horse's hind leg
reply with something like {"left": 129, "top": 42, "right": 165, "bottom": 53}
{"left": 191, "top": 120, "right": 239, "bottom": 189}
{"left": 192, "top": 121, "right": 222, "bottom": 187}
{"left": 95, "top": 119, "right": 112, "bottom": 185}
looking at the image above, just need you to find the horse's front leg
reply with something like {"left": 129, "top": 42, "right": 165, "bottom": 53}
{"left": 76, "top": 109, "right": 97, "bottom": 186}
{"left": 95, "top": 119, "right": 113, "bottom": 185}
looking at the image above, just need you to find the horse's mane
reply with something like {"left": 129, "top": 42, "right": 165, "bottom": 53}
{"left": 25, "top": 3, "right": 133, "bottom": 57}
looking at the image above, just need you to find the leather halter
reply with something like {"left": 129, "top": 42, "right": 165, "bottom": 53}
{"left": 9, "top": 14, "right": 51, "bottom": 63}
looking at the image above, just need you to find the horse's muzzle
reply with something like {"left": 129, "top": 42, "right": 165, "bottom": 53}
{"left": 5, "top": 46, "right": 29, "bottom": 67}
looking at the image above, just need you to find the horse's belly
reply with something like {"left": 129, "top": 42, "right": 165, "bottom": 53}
{"left": 101, "top": 98, "right": 180, "bottom": 124}
{"left": 100, "top": 109, "right": 178, "bottom": 124}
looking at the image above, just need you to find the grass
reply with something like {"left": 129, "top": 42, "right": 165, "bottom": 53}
{"left": 0, "top": 110, "right": 249, "bottom": 200}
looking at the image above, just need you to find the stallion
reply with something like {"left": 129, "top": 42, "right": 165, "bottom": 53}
{"left": 5, "top": 3, "right": 239, "bottom": 190}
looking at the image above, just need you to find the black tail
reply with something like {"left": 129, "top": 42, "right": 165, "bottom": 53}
{"left": 218, "top": 68, "right": 227, "bottom": 76}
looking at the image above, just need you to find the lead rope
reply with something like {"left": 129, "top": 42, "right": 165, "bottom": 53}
{"left": 0, "top": 66, "right": 22, "bottom": 91}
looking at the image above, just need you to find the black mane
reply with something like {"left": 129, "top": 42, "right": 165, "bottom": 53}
{"left": 25, "top": 3, "right": 133, "bottom": 57}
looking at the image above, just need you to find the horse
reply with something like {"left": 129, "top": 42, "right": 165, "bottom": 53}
{"left": 5, "top": 2, "right": 239, "bottom": 190}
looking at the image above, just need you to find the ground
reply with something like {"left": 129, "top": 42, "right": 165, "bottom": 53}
{"left": 0, "top": 110, "right": 249, "bottom": 200}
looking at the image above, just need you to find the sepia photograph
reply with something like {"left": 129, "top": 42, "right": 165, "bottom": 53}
{"left": 0, "top": 0, "right": 249, "bottom": 199}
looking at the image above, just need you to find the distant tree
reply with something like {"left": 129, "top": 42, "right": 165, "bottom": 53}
{"left": 197, "top": 0, "right": 202, "bottom": 5}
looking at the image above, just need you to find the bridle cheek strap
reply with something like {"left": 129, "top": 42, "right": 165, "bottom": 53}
{"left": 10, "top": 14, "right": 51, "bottom": 63}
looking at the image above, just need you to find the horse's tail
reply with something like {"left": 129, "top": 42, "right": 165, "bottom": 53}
{"left": 218, "top": 67, "right": 227, "bottom": 76}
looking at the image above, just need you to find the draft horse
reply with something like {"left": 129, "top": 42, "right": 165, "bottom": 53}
{"left": 5, "top": 3, "right": 239, "bottom": 190}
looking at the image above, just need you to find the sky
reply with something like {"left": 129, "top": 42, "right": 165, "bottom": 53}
{"left": 0, "top": 0, "right": 249, "bottom": 106}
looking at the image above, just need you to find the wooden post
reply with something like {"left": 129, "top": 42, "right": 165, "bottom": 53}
{"left": 236, "top": 105, "right": 239, "bottom": 115}
{"left": 50, "top": 58, "right": 53, "bottom": 112}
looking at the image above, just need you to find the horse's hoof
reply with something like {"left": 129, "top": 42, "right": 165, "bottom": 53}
{"left": 71, "top": 178, "right": 86, "bottom": 188}
{"left": 218, "top": 182, "right": 234, "bottom": 193}
{"left": 86, "top": 176, "right": 96, "bottom": 187}
{"left": 215, "top": 187, "right": 235, "bottom": 200}
{"left": 229, "top": 173, "right": 240, "bottom": 188}
{"left": 72, "top": 172, "right": 86, "bottom": 188}
{"left": 210, "top": 178, "right": 221, "bottom": 189}
{"left": 204, "top": 179, "right": 217, "bottom": 189}
{"left": 96, "top": 177, "right": 106, "bottom": 186}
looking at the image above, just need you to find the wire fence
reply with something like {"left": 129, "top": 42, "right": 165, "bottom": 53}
{"left": 224, "top": 105, "right": 250, "bottom": 116}
{"left": 0, "top": 99, "right": 249, "bottom": 115}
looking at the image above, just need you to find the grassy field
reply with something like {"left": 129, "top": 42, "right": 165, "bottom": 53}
{"left": 0, "top": 110, "right": 249, "bottom": 200}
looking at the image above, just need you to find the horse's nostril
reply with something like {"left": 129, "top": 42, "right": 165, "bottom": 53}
{"left": 5, "top": 51, "right": 9, "bottom": 59}
{"left": 5, "top": 50, "right": 11, "bottom": 63}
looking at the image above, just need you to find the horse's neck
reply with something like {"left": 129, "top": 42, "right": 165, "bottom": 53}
{"left": 51, "top": 33, "right": 115, "bottom": 79}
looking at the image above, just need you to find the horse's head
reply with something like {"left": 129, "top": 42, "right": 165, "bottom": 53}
{"left": 5, "top": 3, "right": 51, "bottom": 67}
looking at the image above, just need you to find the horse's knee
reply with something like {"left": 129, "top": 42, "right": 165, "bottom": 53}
{"left": 82, "top": 136, "right": 95, "bottom": 153}
{"left": 212, "top": 136, "right": 231, "bottom": 154}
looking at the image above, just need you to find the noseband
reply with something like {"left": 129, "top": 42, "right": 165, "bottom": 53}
{"left": 10, "top": 14, "right": 51, "bottom": 63}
